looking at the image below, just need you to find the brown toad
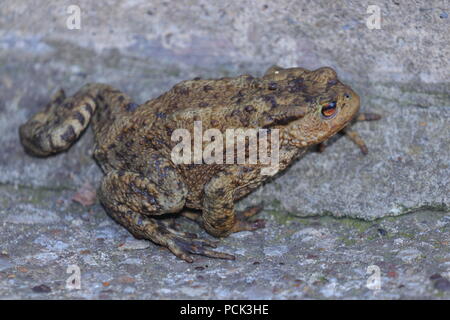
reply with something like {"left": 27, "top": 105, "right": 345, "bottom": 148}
{"left": 19, "top": 66, "right": 379, "bottom": 262}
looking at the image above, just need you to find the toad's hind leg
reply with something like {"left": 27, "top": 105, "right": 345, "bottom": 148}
{"left": 19, "top": 84, "right": 134, "bottom": 157}
{"left": 99, "top": 169, "right": 235, "bottom": 263}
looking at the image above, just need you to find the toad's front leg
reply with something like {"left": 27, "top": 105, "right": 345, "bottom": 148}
{"left": 317, "top": 112, "right": 381, "bottom": 155}
{"left": 201, "top": 171, "right": 266, "bottom": 238}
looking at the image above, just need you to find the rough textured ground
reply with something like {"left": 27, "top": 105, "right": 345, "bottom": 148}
{"left": 0, "top": 0, "right": 449, "bottom": 299}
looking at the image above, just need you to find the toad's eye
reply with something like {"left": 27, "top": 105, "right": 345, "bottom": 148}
{"left": 321, "top": 101, "right": 337, "bottom": 119}
{"left": 344, "top": 93, "right": 351, "bottom": 99}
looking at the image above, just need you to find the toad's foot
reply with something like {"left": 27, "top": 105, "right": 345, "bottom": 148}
{"left": 113, "top": 211, "right": 234, "bottom": 263}
{"left": 152, "top": 219, "right": 235, "bottom": 263}
{"left": 231, "top": 205, "right": 266, "bottom": 233}
{"left": 342, "top": 128, "right": 369, "bottom": 155}
{"left": 344, "top": 112, "right": 381, "bottom": 154}
{"left": 182, "top": 205, "right": 266, "bottom": 234}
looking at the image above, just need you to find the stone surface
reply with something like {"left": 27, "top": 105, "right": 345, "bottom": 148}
{"left": 0, "top": 0, "right": 449, "bottom": 299}
{"left": 1, "top": 187, "right": 450, "bottom": 299}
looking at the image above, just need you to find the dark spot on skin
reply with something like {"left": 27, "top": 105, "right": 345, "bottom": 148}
{"left": 216, "top": 187, "right": 224, "bottom": 194}
{"left": 244, "top": 75, "right": 254, "bottom": 81}
{"left": 326, "top": 79, "right": 339, "bottom": 91}
{"left": 60, "top": 125, "right": 76, "bottom": 142}
{"left": 291, "top": 98, "right": 304, "bottom": 105}
{"left": 107, "top": 88, "right": 121, "bottom": 94}
{"left": 143, "top": 137, "right": 154, "bottom": 147}
{"left": 155, "top": 225, "right": 170, "bottom": 236}
{"left": 94, "top": 149, "right": 107, "bottom": 163}
{"left": 96, "top": 94, "right": 104, "bottom": 102}
{"left": 210, "top": 119, "right": 219, "bottom": 126}
{"left": 107, "top": 143, "right": 116, "bottom": 150}
{"left": 165, "top": 127, "right": 174, "bottom": 137}
{"left": 135, "top": 214, "right": 144, "bottom": 226}
{"left": 73, "top": 111, "right": 85, "bottom": 125}
{"left": 62, "top": 102, "right": 73, "bottom": 109}
{"left": 268, "top": 82, "right": 278, "bottom": 90}
{"left": 215, "top": 215, "right": 231, "bottom": 226}
{"left": 155, "top": 112, "right": 167, "bottom": 119}
{"left": 118, "top": 95, "right": 125, "bottom": 103}
{"left": 198, "top": 102, "right": 209, "bottom": 108}
{"left": 118, "top": 170, "right": 125, "bottom": 177}
{"left": 327, "top": 79, "right": 337, "bottom": 86}
{"left": 304, "top": 95, "right": 315, "bottom": 103}
{"left": 193, "top": 77, "right": 201, "bottom": 80}
{"left": 203, "top": 85, "right": 213, "bottom": 92}
{"left": 130, "top": 181, "right": 158, "bottom": 206}
{"left": 233, "top": 90, "right": 244, "bottom": 99}
{"left": 115, "top": 149, "right": 125, "bottom": 159}
{"left": 263, "top": 95, "right": 278, "bottom": 108}
{"left": 48, "top": 135, "right": 56, "bottom": 150}
{"left": 175, "top": 87, "right": 190, "bottom": 95}
{"left": 230, "top": 109, "right": 240, "bottom": 117}
{"left": 84, "top": 104, "right": 94, "bottom": 116}
{"left": 53, "top": 94, "right": 65, "bottom": 105}
{"left": 105, "top": 107, "right": 112, "bottom": 118}
{"left": 153, "top": 138, "right": 168, "bottom": 148}
{"left": 244, "top": 105, "right": 255, "bottom": 112}
{"left": 145, "top": 191, "right": 157, "bottom": 206}
{"left": 263, "top": 115, "right": 299, "bottom": 128}
{"left": 287, "top": 78, "right": 305, "bottom": 93}
{"left": 240, "top": 117, "right": 250, "bottom": 127}
{"left": 125, "top": 141, "right": 133, "bottom": 148}
{"left": 152, "top": 154, "right": 161, "bottom": 162}
{"left": 117, "top": 133, "right": 126, "bottom": 142}
{"left": 125, "top": 103, "right": 139, "bottom": 112}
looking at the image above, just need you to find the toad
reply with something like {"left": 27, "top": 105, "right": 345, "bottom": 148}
{"left": 19, "top": 66, "right": 379, "bottom": 262}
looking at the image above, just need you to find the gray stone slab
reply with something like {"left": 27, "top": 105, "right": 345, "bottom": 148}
{"left": 0, "top": 0, "right": 449, "bottom": 299}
